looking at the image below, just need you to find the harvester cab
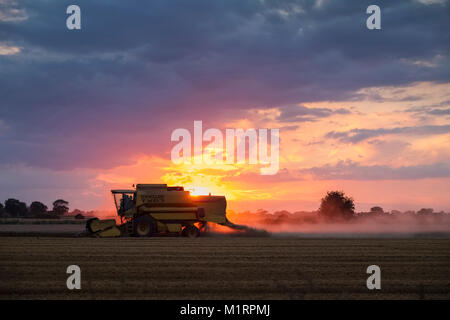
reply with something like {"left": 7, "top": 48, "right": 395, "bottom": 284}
{"left": 85, "top": 184, "right": 231, "bottom": 238}
{"left": 112, "top": 189, "right": 135, "bottom": 216}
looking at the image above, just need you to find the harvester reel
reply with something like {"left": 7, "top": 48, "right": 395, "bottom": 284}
{"left": 133, "top": 216, "right": 155, "bottom": 237}
{"left": 86, "top": 217, "right": 99, "bottom": 233}
{"left": 85, "top": 217, "right": 121, "bottom": 237}
{"left": 183, "top": 225, "right": 200, "bottom": 238}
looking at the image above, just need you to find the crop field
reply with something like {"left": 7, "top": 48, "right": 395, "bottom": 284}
{"left": 0, "top": 237, "right": 449, "bottom": 299}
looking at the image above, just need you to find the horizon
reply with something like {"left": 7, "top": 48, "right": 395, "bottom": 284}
{"left": 1, "top": 191, "right": 448, "bottom": 215}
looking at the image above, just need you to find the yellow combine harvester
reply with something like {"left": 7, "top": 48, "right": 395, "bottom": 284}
{"left": 85, "top": 184, "right": 230, "bottom": 238}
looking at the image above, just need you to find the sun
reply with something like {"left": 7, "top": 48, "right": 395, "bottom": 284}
{"left": 186, "top": 186, "right": 213, "bottom": 196}
{"left": 161, "top": 160, "right": 241, "bottom": 200}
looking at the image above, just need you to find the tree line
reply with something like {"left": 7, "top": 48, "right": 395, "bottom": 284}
{"left": 317, "top": 191, "right": 445, "bottom": 221}
{"left": 0, "top": 199, "right": 72, "bottom": 219}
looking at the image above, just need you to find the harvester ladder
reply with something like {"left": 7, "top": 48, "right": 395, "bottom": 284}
{"left": 126, "top": 220, "right": 133, "bottom": 236}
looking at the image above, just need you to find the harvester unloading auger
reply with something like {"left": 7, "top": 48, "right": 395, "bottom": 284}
{"left": 84, "top": 184, "right": 244, "bottom": 238}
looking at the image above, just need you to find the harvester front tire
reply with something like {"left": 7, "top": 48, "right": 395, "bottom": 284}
{"left": 183, "top": 225, "right": 200, "bottom": 238}
{"left": 133, "top": 216, "right": 155, "bottom": 237}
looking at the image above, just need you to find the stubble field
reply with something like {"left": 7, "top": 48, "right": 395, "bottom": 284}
{"left": 0, "top": 237, "right": 449, "bottom": 299}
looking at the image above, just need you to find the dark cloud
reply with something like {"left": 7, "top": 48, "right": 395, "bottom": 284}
{"left": 0, "top": 0, "right": 449, "bottom": 169}
{"left": 427, "top": 108, "right": 450, "bottom": 115}
{"left": 225, "top": 160, "right": 450, "bottom": 182}
{"left": 406, "top": 100, "right": 450, "bottom": 117}
{"left": 300, "top": 160, "right": 450, "bottom": 180}
{"left": 280, "top": 125, "right": 300, "bottom": 131}
{"left": 277, "top": 105, "right": 350, "bottom": 122}
{"left": 326, "top": 124, "right": 450, "bottom": 143}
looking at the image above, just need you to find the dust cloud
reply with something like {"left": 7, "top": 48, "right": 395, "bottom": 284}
{"left": 211, "top": 209, "right": 450, "bottom": 238}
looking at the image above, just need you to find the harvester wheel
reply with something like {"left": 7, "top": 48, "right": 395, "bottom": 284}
{"left": 183, "top": 225, "right": 200, "bottom": 238}
{"left": 133, "top": 216, "right": 155, "bottom": 237}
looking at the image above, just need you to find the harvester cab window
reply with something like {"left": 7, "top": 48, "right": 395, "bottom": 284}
{"left": 122, "top": 194, "right": 134, "bottom": 211}
{"left": 113, "top": 192, "right": 135, "bottom": 215}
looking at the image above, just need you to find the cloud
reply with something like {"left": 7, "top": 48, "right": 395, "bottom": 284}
{"left": 428, "top": 108, "right": 450, "bottom": 115}
{"left": 406, "top": 99, "right": 450, "bottom": 117}
{"left": 280, "top": 125, "right": 300, "bottom": 131}
{"left": 416, "top": 0, "right": 448, "bottom": 5}
{"left": 224, "top": 160, "right": 450, "bottom": 183}
{"left": 0, "top": 0, "right": 27, "bottom": 22}
{"left": 0, "top": 163, "right": 101, "bottom": 209}
{"left": 300, "top": 160, "right": 450, "bottom": 180}
{"left": 0, "top": 43, "right": 20, "bottom": 55}
{"left": 326, "top": 124, "right": 450, "bottom": 143}
{"left": 277, "top": 105, "right": 350, "bottom": 122}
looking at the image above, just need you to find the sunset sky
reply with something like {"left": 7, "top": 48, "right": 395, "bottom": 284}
{"left": 1, "top": 0, "right": 449, "bottom": 213}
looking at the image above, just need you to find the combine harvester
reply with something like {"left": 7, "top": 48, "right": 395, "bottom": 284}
{"left": 85, "top": 184, "right": 245, "bottom": 238}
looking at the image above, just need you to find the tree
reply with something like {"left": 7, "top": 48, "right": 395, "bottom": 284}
{"left": 318, "top": 191, "right": 355, "bottom": 221}
{"left": 30, "top": 201, "right": 48, "bottom": 216}
{"left": 0, "top": 203, "right": 4, "bottom": 217}
{"left": 417, "top": 208, "right": 433, "bottom": 215}
{"left": 370, "top": 206, "right": 384, "bottom": 214}
{"left": 4, "top": 199, "right": 28, "bottom": 217}
{"left": 53, "top": 199, "right": 69, "bottom": 216}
